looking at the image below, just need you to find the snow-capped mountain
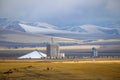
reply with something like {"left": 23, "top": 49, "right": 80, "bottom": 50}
{"left": 0, "top": 18, "right": 25, "bottom": 32}
{"left": 0, "top": 18, "right": 72, "bottom": 34}
{"left": 0, "top": 18, "right": 69, "bottom": 34}
{"left": 62, "top": 25, "right": 119, "bottom": 35}
{"left": 0, "top": 18, "right": 120, "bottom": 35}
{"left": 0, "top": 18, "right": 8, "bottom": 27}
{"left": 28, "top": 22, "right": 57, "bottom": 29}
{"left": 5, "top": 21, "right": 26, "bottom": 32}
{"left": 19, "top": 23, "right": 72, "bottom": 34}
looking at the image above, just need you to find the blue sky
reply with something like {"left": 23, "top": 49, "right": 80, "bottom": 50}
{"left": 0, "top": 0, "right": 120, "bottom": 27}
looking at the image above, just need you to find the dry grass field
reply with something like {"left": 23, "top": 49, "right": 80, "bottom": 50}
{"left": 0, "top": 60, "right": 120, "bottom": 80}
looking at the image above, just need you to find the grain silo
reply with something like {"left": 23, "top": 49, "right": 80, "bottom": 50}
{"left": 91, "top": 47, "right": 98, "bottom": 57}
{"left": 46, "top": 38, "right": 60, "bottom": 58}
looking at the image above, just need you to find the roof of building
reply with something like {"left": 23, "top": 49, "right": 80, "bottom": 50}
{"left": 18, "top": 51, "right": 47, "bottom": 59}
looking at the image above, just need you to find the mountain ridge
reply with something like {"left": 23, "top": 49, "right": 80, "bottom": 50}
{"left": 0, "top": 18, "right": 120, "bottom": 35}
{"left": 62, "top": 24, "right": 120, "bottom": 35}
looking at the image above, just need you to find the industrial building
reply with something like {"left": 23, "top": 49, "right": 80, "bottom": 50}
{"left": 91, "top": 47, "right": 98, "bottom": 57}
{"left": 18, "top": 50, "right": 47, "bottom": 59}
{"left": 46, "top": 38, "right": 65, "bottom": 58}
{"left": 47, "top": 44, "right": 60, "bottom": 58}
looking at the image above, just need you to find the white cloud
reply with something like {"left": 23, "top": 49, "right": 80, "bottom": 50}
{"left": 0, "top": 0, "right": 120, "bottom": 25}
{"left": 0, "top": 0, "right": 80, "bottom": 19}
{"left": 105, "top": 0, "right": 120, "bottom": 15}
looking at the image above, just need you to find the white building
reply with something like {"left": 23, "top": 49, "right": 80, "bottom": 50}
{"left": 18, "top": 51, "right": 47, "bottom": 59}
{"left": 58, "top": 53, "right": 65, "bottom": 58}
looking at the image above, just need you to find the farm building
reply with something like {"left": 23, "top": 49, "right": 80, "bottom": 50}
{"left": 47, "top": 43, "right": 60, "bottom": 58}
{"left": 18, "top": 50, "right": 47, "bottom": 59}
{"left": 46, "top": 37, "right": 65, "bottom": 58}
{"left": 91, "top": 47, "right": 98, "bottom": 57}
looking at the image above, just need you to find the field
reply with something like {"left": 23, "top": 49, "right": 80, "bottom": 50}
{"left": 0, "top": 60, "right": 120, "bottom": 80}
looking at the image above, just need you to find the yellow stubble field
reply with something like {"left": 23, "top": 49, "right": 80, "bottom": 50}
{"left": 0, "top": 60, "right": 120, "bottom": 80}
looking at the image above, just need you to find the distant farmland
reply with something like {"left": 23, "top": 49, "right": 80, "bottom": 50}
{"left": 0, "top": 45, "right": 120, "bottom": 58}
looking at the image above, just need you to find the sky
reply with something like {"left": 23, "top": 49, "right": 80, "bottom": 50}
{"left": 0, "top": 0, "right": 120, "bottom": 27}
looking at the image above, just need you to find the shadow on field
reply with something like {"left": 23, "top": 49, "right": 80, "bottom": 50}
{"left": 0, "top": 65, "right": 75, "bottom": 80}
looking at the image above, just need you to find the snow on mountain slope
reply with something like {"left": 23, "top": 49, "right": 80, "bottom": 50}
{"left": 80, "top": 25, "right": 103, "bottom": 34}
{"left": 33, "top": 22, "right": 57, "bottom": 29}
{"left": 19, "top": 23, "right": 72, "bottom": 34}
{"left": 0, "top": 18, "right": 119, "bottom": 35}
{"left": 80, "top": 25, "right": 119, "bottom": 34}
{"left": 63, "top": 25, "right": 119, "bottom": 35}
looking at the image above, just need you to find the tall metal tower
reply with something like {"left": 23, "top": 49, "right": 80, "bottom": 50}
{"left": 46, "top": 37, "right": 60, "bottom": 58}
{"left": 91, "top": 47, "right": 98, "bottom": 57}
